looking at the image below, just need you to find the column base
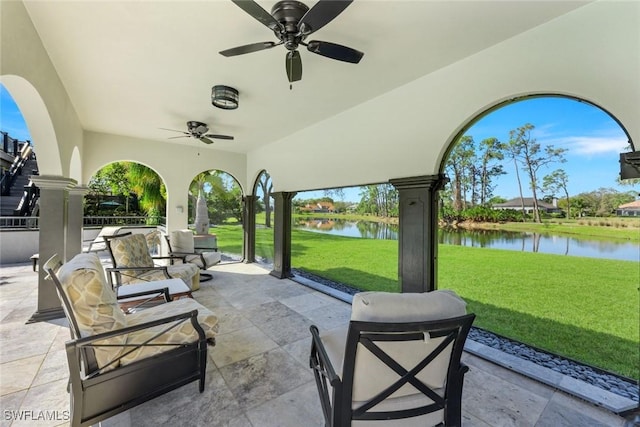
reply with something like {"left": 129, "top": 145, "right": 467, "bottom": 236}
{"left": 269, "top": 269, "right": 291, "bottom": 279}
{"left": 27, "top": 307, "right": 65, "bottom": 324}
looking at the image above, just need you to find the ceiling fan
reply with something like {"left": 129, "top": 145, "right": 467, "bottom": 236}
{"left": 161, "top": 121, "right": 234, "bottom": 145}
{"left": 220, "top": 0, "right": 364, "bottom": 84}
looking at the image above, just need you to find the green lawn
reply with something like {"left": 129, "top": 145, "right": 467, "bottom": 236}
{"left": 212, "top": 224, "right": 639, "bottom": 379}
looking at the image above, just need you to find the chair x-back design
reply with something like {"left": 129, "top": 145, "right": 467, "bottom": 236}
{"left": 310, "top": 291, "right": 475, "bottom": 427}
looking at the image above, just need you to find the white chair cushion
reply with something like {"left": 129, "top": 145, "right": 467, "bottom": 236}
{"left": 202, "top": 251, "right": 221, "bottom": 265}
{"left": 351, "top": 290, "right": 467, "bottom": 322}
{"left": 170, "top": 230, "right": 195, "bottom": 253}
{"left": 348, "top": 291, "right": 467, "bottom": 403}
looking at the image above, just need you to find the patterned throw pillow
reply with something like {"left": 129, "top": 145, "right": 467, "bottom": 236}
{"left": 109, "top": 234, "right": 156, "bottom": 284}
{"left": 56, "top": 253, "right": 127, "bottom": 371}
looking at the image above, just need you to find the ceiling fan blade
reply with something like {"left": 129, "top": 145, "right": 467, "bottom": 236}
{"left": 220, "top": 41, "right": 280, "bottom": 57}
{"left": 205, "top": 134, "right": 234, "bottom": 140}
{"left": 231, "top": 0, "right": 283, "bottom": 32}
{"left": 286, "top": 50, "right": 302, "bottom": 82}
{"left": 199, "top": 137, "right": 215, "bottom": 145}
{"left": 299, "top": 0, "right": 353, "bottom": 35}
{"left": 306, "top": 40, "right": 363, "bottom": 63}
{"left": 159, "top": 127, "right": 189, "bottom": 134}
{"left": 168, "top": 135, "right": 190, "bottom": 139}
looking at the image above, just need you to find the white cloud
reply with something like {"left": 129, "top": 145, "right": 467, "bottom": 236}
{"left": 541, "top": 135, "right": 630, "bottom": 156}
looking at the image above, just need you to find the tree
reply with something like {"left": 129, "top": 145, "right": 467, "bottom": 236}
{"left": 477, "top": 137, "right": 505, "bottom": 205}
{"left": 88, "top": 162, "right": 133, "bottom": 213}
{"left": 508, "top": 124, "right": 567, "bottom": 223}
{"left": 127, "top": 163, "right": 165, "bottom": 220}
{"left": 542, "top": 169, "right": 570, "bottom": 218}
{"left": 88, "top": 162, "right": 164, "bottom": 217}
{"left": 323, "top": 188, "right": 345, "bottom": 201}
{"left": 446, "top": 136, "right": 476, "bottom": 212}
{"left": 206, "top": 174, "right": 242, "bottom": 224}
{"left": 574, "top": 188, "right": 635, "bottom": 217}
{"left": 357, "top": 184, "right": 398, "bottom": 217}
{"left": 256, "top": 172, "right": 273, "bottom": 227}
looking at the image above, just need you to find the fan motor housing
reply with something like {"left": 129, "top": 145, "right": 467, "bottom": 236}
{"left": 271, "top": 1, "right": 308, "bottom": 34}
{"left": 187, "top": 121, "right": 208, "bottom": 136}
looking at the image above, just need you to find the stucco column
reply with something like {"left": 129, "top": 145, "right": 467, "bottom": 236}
{"left": 243, "top": 195, "right": 257, "bottom": 263}
{"left": 390, "top": 175, "right": 447, "bottom": 293}
{"left": 28, "top": 175, "right": 76, "bottom": 323}
{"left": 165, "top": 192, "right": 189, "bottom": 234}
{"left": 270, "top": 191, "right": 296, "bottom": 279}
{"left": 67, "top": 185, "right": 88, "bottom": 258}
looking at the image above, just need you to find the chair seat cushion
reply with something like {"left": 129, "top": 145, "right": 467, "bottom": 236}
{"left": 167, "top": 263, "right": 200, "bottom": 290}
{"left": 352, "top": 394, "right": 444, "bottom": 426}
{"left": 116, "top": 264, "right": 200, "bottom": 290}
{"left": 120, "top": 298, "right": 218, "bottom": 365}
{"left": 185, "top": 251, "right": 221, "bottom": 269}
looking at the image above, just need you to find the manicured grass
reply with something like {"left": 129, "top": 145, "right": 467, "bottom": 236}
{"left": 438, "top": 245, "right": 639, "bottom": 379}
{"left": 212, "top": 224, "right": 639, "bottom": 379}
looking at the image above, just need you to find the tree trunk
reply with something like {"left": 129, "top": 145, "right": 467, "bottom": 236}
{"left": 513, "top": 158, "right": 526, "bottom": 222}
{"left": 531, "top": 185, "right": 542, "bottom": 223}
{"left": 564, "top": 189, "right": 571, "bottom": 219}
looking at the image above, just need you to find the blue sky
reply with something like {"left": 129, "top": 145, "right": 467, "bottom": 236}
{"left": 2, "top": 86, "right": 635, "bottom": 203}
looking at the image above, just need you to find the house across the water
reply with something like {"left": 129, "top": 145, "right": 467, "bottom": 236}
{"left": 493, "top": 197, "right": 564, "bottom": 215}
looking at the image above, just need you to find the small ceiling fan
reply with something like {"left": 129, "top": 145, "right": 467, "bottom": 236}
{"left": 161, "top": 121, "right": 234, "bottom": 145}
{"left": 220, "top": 0, "right": 364, "bottom": 84}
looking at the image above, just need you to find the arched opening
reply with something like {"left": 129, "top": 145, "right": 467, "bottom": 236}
{"left": 85, "top": 161, "right": 167, "bottom": 226}
{"left": 438, "top": 95, "right": 639, "bottom": 380}
{"left": 253, "top": 170, "right": 274, "bottom": 264}
{"left": 188, "top": 169, "right": 243, "bottom": 260}
{"left": 0, "top": 77, "right": 62, "bottom": 176}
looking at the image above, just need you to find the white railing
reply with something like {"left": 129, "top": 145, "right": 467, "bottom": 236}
{"left": 0, "top": 216, "right": 166, "bottom": 229}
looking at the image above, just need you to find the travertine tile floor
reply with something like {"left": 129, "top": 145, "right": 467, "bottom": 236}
{"left": 0, "top": 260, "right": 631, "bottom": 426}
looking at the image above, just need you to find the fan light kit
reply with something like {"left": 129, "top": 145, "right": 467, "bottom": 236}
{"left": 211, "top": 85, "right": 239, "bottom": 110}
{"left": 220, "top": 0, "right": 364, "bottom": 85}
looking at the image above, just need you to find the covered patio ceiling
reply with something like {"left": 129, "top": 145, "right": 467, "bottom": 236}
{"left": 20, "top": 0, "right": 590, "bottom": 155}
{"left": 2, "top": 0, "right": 638, "bottom": 201}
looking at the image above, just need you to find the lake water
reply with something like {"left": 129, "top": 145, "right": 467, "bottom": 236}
{"left": 293, "top": 218, "right": 639, "bottom": 262}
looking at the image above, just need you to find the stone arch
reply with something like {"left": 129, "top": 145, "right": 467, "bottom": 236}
{"left": 0, "top": 75, "right": 62, "bottom": 176}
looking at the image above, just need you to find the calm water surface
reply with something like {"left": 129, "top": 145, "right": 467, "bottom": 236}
{"left": 293, "top": 218, "right": 639, "bottom": 262}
